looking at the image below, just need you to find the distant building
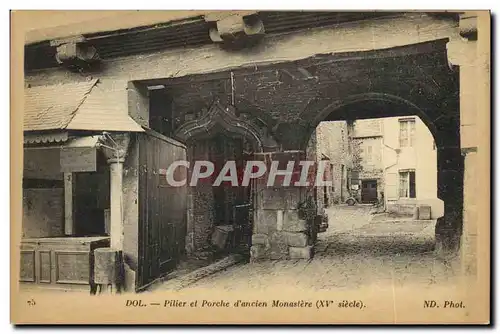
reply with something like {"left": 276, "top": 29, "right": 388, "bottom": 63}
{"left": 349, "top": 119, "right": 385, "bottom": 204}
{"left": 307, "top": 121, "right": 349, "bottom": 209}
{"left": 381, "top": 116, "right": 439, "bottom": 215}
{"left": 315, "top": 116, "right": 439, "bottom": 215}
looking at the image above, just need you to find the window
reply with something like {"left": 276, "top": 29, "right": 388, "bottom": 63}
{"left": 399, "top": 170, "right": 416, "bottom": 198}
{"left": 399, "top": 118, "right": 416, "bottom": 147}
{"left": 366, "top": 145, "right": 372, "bottom": 162}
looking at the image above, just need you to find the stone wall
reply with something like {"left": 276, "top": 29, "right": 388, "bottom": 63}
{"left": 120, "top": 137, "right": 140, "bottom": 291}
{"left": 186, "top": 134, "right": 250, "bottom": 255}
{"left": 186, "top": 141, "right": 215, "bottom": 254}
{"left": 22, "top": 188, "right": 65, "bottom": 238}
{"left": 250, "top": 151, "right": 314, "bottom": 260}
{"left": 315, "top": 121, "right": 349, "bottom": 204}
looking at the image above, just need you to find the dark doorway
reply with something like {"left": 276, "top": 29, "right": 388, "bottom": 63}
{"left": 361, "top": 179, "right": 378, "bottom": 204}
{"left": 210, "top": 134, "right": 253, "bottom": 254}
{"left": 409, "top": 171, "right": 416, "bottom": 198}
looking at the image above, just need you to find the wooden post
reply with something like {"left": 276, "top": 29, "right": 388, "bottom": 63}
{"left": 64, "top": 172, "right": 75, "bottom": 235}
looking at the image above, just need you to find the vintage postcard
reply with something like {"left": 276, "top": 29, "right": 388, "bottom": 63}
{"left": 10, "top": 10, "right": 490, "bottom": 324}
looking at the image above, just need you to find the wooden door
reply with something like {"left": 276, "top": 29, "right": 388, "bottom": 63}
{"left": 361, "top": 180, "right": 378, "bottom": 204}
{"left": 137, "top": 132, "right": 187, "bottom": 290}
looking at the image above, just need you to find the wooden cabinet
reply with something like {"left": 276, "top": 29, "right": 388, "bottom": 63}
{"left": 20, "top": 237, "right": 110, "bottom": 292}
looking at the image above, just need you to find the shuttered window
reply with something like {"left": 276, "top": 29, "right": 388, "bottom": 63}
{"left": 399, "top": 118, "right": 416, "bottom": 147}
{"left": 399, "top": 170, "right": 416, "bottom": 198}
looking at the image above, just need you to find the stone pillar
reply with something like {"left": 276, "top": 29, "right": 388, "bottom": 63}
{"left": 461, "top": 150, "right": 478, "bottom": 276}
{"left": 250, "top": 151, "right": 314, "bottom": 260}
{"left": 101, "top": 133, "right": 131, "bottom": 251}
{"left": 446, "top": 12, "right": 489, "bottom": 275}
{"left": 435, "top": 146, "right": 464, "bottom": 254}
{"left": 108, "top": 160, "right": 124, "bottom": 250}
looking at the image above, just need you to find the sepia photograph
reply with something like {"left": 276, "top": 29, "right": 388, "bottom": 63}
{"left": 10, "top": 9, "right": 491, "bottom": 324}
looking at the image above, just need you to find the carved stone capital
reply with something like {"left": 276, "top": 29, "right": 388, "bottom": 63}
{"left": 100, "top": 133, "right": 131, "bottom": 165}
{"left": 205, "top": 12, "right": 265, "bottom": 46}
{"left": 50, "top": 35, "right": 100, "bottom": 71}
{"left": 446, "top": 39, "right": 477, "bottom": 69}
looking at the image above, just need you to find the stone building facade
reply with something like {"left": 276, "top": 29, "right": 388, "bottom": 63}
{"left": 317, "top": 116, "right": 440, "bottom": 214}
{"left": 308, "top": 121, "right": 350, "bottom": 206}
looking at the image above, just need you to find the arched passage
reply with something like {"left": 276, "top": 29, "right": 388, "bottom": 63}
{"left": 304, "top": 93, "right": 463, "bottom": 256}
{"left": 172, "top": 101, "right": 268, "bottom": 261}
{"left": 142, "top": 37, "right": 462, "bottom": 265}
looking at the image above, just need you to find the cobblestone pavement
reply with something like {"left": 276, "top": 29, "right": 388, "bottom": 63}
{"left": 175, "top": 205, "right": 460, "bottom": 292}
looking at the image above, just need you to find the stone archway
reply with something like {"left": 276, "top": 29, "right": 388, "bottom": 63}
{"left": 301, "top": 92, "right": 464, "bottom": 255}
{"left": 305, "top": 93, "right": 440, "bottom": 145}
{"left": 141, "top": 37, "right": 463, "bottom": 262}
{"left": 172, "top": 101, "right": 274, "bottom": 259}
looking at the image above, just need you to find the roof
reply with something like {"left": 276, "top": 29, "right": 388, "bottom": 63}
{"left": 23, "top": 11, "right": 209, "bottom": 45}
{"left": 24, "top": 79, "right": 98, "bottom": 131}
{"left": 24, "top": 11, "right": 402, "bottom": 71}
{"left": 24, "top": 79, "right": 144, "bottom": 133}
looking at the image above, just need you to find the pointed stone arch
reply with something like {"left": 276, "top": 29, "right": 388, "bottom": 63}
{"left": 173, "top": 101, "right": 276, "bottom": 152}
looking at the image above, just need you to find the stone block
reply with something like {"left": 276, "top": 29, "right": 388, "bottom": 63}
{"left": 269, "top": 232, "right": 289, "bottom": 260}
{"left": 257, "top": 187, "right": 302, "bottom": 210}
{"left": 252, "top": 233, "right": 269, "bottom": 246}
{"left": 276, "top": 210, "right": 284, "bottom": 231}
{"left": 418, "top": 205, "right": 431, "bottom": 220}
{"left": 283, "top": 231, "right": 308, "bottom": 247}
{"left": 285, "top": 188, "right": 302, "bottom": 209}
{"left": 250, "top": 244, "right": 269, "bottom": 260}
{"left": 254, "top": 209, "right": 277, "bottom": 234}
{"left": 123, "top": 263, "right": 136, "bottom": 292}
{"left": 289, "top": 246, "right": 313, "bottom": 259}
{"left": 283, "top": 210, "right": 308, "bottom": 232}
{"left": 185, "top": 232, "right": 195, "bottom": 255}
{"left": 259, "top": 187, "right": 285, "bottom": 210}
{"left": 461, "top": 124, "right": 477, "bottom": 149}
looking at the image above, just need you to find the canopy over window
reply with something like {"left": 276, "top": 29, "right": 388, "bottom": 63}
{"left": 25, "top": 135, "right": 105, "bottom": 174}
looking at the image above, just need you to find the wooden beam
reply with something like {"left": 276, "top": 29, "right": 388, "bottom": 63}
{"left": 50, "top": 35, "right": 86, "bottom": 47}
